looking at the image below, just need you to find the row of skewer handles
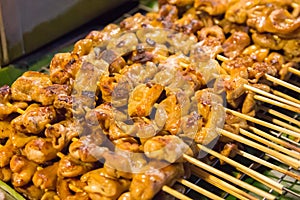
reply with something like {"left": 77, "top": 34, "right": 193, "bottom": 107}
{"left": 4, "top": 54, "right": 300, "bottom": 200}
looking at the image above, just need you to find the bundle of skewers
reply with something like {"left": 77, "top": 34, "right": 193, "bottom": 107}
{"left": 0, "top": 0, "right": 299, "bottom": 199}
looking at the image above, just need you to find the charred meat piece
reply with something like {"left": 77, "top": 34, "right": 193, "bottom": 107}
{"left": 24, "top": 138, "right": 59, "bottom": 164}
{"left": 130, "top": 162, "right": 184, "bottom": 200}
{"left": 11, "top": 104, "right": 56, "bottom": 134}
{"left": 49, "top": 52, "right": 81, "bottom": 84}
{"left": 81, "top": 168, "right": 130, "bottom": 200}
{"left": 10, "top": 155, "right": 37, "bottom": 187}
{"left": 222, "top": 31, "right": 251, "bottom": 59}
{"left": 128, "top": 83, "right": 163, "bottom": 117}
{"left": 144, "top": 135, "right": 193, "bottom": 163}
{"left": 32, "top": 162, "right": 59, "bottom": 190}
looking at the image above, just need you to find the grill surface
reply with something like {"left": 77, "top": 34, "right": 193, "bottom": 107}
{"left": 2, "top": 2, "right": 300, "bottom": 200}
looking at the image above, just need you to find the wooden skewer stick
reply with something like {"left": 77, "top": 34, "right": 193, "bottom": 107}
{"left": 254, "top": 95, "right": 300, "bottom": 113}
{"left": 216, "top": 54, "right": 229, "bottom": 62}
{"left": 234, "top": 149, "right": 300, "bottom": 181}
{"left": 259, "top": 106, "right": 300, "bottom": 127}
{"left": 6, "top": 102, "right": 52, "bottom": 128}
{"left": 225, "top": 108, "right": 300, "bottom": 139}
{"left": 262, "top": 115, "right": 300, "bottom": 135}
{"left": 244, "top": 84, "right": 300, "bottom": 109}
{"left": 197, "top": 144, "right": 284, "bottom": 194}
{"left": 219, "top": 128, "right": 300, "bottom": 169}
{"left": 239, "top": 128, "right": 300, "bottom": 160}
{"left": 6, "top": 102, "right": 25, "bottom": 115}
{"left": 272, "top": 89, "right": 300, "bottom": 104}
{"left": 177, "top": 179, "right": 225, "bottom": 200}
{"left": 269, "top": 130, "right": 300, "bottom": 147}
{"left": 183, "top": 154, "right": 276, "bottom": 200}
{"left": 265, "top": 74, "right": 300, "bottom": 94}
{"left": 249, "top": 126, "right": 300, "bottom": 153}
{"left": 162, "top": 185, "right": 193, "bottom": 200}
{"left": 288, "top": 67, "right": 300, "bottom": 77}
{"left": 190, "top": 166, "right": 257, "bottom": 200}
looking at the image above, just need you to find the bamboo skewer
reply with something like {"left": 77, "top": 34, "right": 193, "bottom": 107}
{"left": 259, "top": 106, "right": 300, "bottom": 127}
{"left": 265, "top": 74, "right": 300, "bottom": 94}
{"left": 162, "top": 185, "right": 193, "bottom": 200}
{"left": 254, "top": 95, "right": 300, "bottom": 113}
{"left": 190, "top": 166, "right": 258, "bottom": 200}
{"left": 272, "top": 89, "right": 300, "bottom": 104}
{"left": 177, "top": 179, "right": 225, "bottom": 200}
{"left": 225, "top": 108, "right": 300, "bottom": 139}
{"left": 197, "top": 144, "right": 284, "bottom": 194}
{"left": 269, "top": 130, "right": 300, "bottom": 147}
{"left": 262, "top": 115, "right": 300, "bottom": 134}
{"left": 6, "top": 102, "right": 25, "bottom": 115}
{"left": 288, "top": 67, "right": 300, "bottom": 77}
{"left": 234, "top": 149, "right": 300, "bottom": 181}
{"left": 219, "top": 128, "right": 300, "bottom": 169}
{"left": 183, "top": 154, "right": 276, "bottom": 200}
{"left": 239, "top": 128, "right": 300, "bottom": 160}
{"left": 244, "top": 84, "right": 300, "bottom": 109}
{"left": 249, "top": 126, "right": 300, "bottom": 153}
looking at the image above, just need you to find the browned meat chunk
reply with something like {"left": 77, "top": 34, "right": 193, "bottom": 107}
{"left": 11, "top": 104, "right": 56, "bottom": 134}
{"left": 32, "top": 162, "right": 59, "bottom": 190}
{"left": 10, "top": 155, "right": 37, "bottom": 187}
{"left": 128, "top": 83, "right": 163, "bottom": 117}
{"left": 24, "top": 138, "right": 59, "bottom": 164}
{"left": 222, "top": 31, "right": 251, "bottom": 59}
{"left": 130, "top": 162, "right": 184, "bottom": 200}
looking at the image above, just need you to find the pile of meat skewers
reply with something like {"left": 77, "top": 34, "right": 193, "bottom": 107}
{"left": 0, "top": 0, "right": 299, "bottom": 199}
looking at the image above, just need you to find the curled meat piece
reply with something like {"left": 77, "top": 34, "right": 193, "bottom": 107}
{"left": 248, "top": 62, "right": 277, "bottom": 83}
{"left": 128, "top": 83, "right": 163, "bottom": 117}
{"left": 242, "top": 45, "right": 269, "bottom": 62}
{"left": 69, "top": 133, "right": 107, "bottom": 163}
{"left": 195, "top": 0, "right": 228, "bottom": 16}
{"left": 57, "top": 154, "right": 94, "bottom": 178}
{"left": 157, "top": 4, "right": 179, "bottom": 29}
{"left": 81, "top": 168, "right": 130, "bottom": 200}
{"left": 24, "top": 138, "right": 59, "bottom": 164}
{"left": 10, "top": 131, "right": 37, "bottom": 148}
{"left": 11, "top": 104, "right": 56, "bottom": 134}
{"left": 247, "top": 5, "right": 300, "bottom": 35}
{"left": 215, "top": 75, "right": 249, "bottom": 108}
{"left": 283, "top": 39, "right": 300, "bottom": 61}
{"left": 193, "top": 89, "right": 225, "bottom": 144}
{"left": 144, "top": 135, "right": 193, "bottom": 163}
{"left": 220, "top": 143, "right": 238, "bottom": 164}
{"left": 130, "top": 162, "right": 184, "bottom": 200}
{"left": 15, "top": 184, "right": 44, "bottom": 200}
{"left": 10, "top": 155, "right": 37, "bottom": 187}
{"left": 241, "top": 91, "right": 256, "bottom": 116}
{"left": 56, "top": 177, "right": 89, "bottom": 200}
{"left": 72, "top": 38, "right": 93, "bottom": 57}
{"left": 265, "top": 52, "right": 285, "bottom": 71}
{"left": 0, "top": 166, "right": 11, "bottom": 182}
{"left": 174, "top": 7, "right": 204, "bottom": 34}
{"left": 49, "top": 52, "right": 81, "bottom": 84}
{"left": 159, "top": 94, "right": 182, "bottom": 135}
{"left": 118, "top": 192, "right": 132, "bottom": 200}
{"left": 221, "top": 55, "right": 254, "bottom": 78}
{"left": 32, "top": 162, "right": 59, "bottom": 190}
{"left": 197, "top": 25, "right": 225, "bottom": 43}
{"left": 85, "top": 24, "right": 121, "bottom": 46}
{"left": 222, "top": 113, "right": 248, "bottom": 137}
{"left": 0, "top": 140, "right": 15, "bottom": 167}
{"left": 252, "top": 32, "right": 287, "bottom": 50}
{"left": 222, "top": 31, "right": 251, "bottom": 59}
{"left": 103, "top": 163, "right": 133, "bottom": 180}
{"left": 45, "top": 119, "right": 82, "bottom": 150}
{"left": 11, "top": 71, "right": 70, "bottom": 105}
{"left": 85, "top": 103, "right": 114, "bottom": 130}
